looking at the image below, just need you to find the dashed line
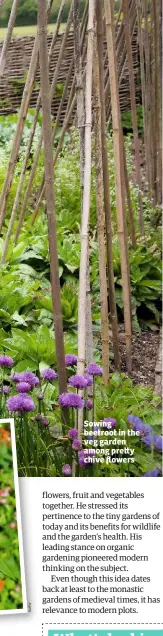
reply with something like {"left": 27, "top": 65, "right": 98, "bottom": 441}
{"left": 42, "top": 624, "right": 163, "bottom": 628}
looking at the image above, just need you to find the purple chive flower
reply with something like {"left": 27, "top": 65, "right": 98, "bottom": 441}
{"left": 84, "top": 375, "right": 93, "bottom": 387}
{"left": 62, "top": 464, "right": 72, "bottom": 476}
{"left": 59, "top": 392, "right": 84, "bottom": 409}
{"left": 18, "top": 372, "right": 39, "bottom": 388}
{"left": 68, "top": 428, "right": 78, "bottom": 440}
{"left": 142, "top": 435, "right": 153, "bottom": 448}
{"left": 3, "top": 385, "right": 10, "bottom": 395}
{"left": 10, "top": 373, "right": 21, "bottom": 383}
{"left": 72, "top": 439, "right": 82, "bottom": 451}
{"left": 152, "top": 436, "right": 163, "bottom": 452}
{"left": 16, "top": 382, "right": 31, "bottom": 393}
{"left": 0, "top": 355, "right": 14, "bottom": 368}
{"left": 128, "top": 415, "right": 144, "bottom": 428}
{"left": 86, "top": 363, "right": 103, "bottom": 377}
{"left": 128, "top": 415, "right": 145, "bottom": 427}
{"left": 69, "top": 374, "right": 88, "bottom": 389}
{"left": 86, "top": 399, "right": 93, "bottom": 410}
{"left": 103, "top": 417, "right": 117, "bottom": 429}
{"left": 78, "top": 450, "right": 86, "bottom": 467}
{"left": 65, "top": 354, "right": 77, "bottom": 367}
{"left": 34, "top": 414, "right": 49, "bottom": 427}
{"left": 128, "top": 415, "right": 153, "bottom": 436}
{"left": 143, "top": 435, "right": 162, "bottom": 452}
{"left": 37, "top": 392, "right": 44, "bottom": 400}
{"left": 139, "top": 424, "right": 153, "bottom": 436}
{"left": 143, "top": 469, "right": 161, "bottom": 477}
{"left": 41, "top": 368, "right": 58, "bottom": 382}
{"left": 7, "top": 393, "right": 35, "bottom": 413}
{"left": 128, "top": 414, "right": 138, "bottom": 424}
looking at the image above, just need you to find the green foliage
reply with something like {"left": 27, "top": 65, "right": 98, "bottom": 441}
{"left": 0, "top": 423, "right": 23, "bottom": 609}
{"left": 90, "top": 235, "right": 162, "bottom": 330}
{"left": 0, "top": 256, "right": 50, "bottom": 332}
{"left": 37, "top": 281, "right": 78, "bottom": 329}
{"left": 2, "top": 325, "right": 57, "bottom": 370}
{"left": 114, "top": 241, "right": 162, "bottom": 329}
{"left": 0, "top": 111, "right": 41, "bottom": 153}
{"left": 61, "top": 281, "right": 78, "bottom": 327}
{"left": 0, "top": 0, "right": 38, "bottom": 26}
{"left": 122, "top": 106, "right": 144, "bottom": 135}
{"left": 0, "top": 120, "right": 162, "bottom": 334}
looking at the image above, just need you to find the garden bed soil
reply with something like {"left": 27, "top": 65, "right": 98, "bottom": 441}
{"left": 154, "top": 328, "right": 162, "bottom": 396}
{"left": 110, "top": 327, "right": 160, "bottom": 388}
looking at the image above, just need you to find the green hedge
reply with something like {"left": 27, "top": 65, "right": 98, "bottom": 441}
{"left": 0, "top": 0, "right": 86, "bottom": 26}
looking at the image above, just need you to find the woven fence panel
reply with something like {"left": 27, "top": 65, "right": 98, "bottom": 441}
{"left": 0, "top": 27, "right": 141, "bottom": 120}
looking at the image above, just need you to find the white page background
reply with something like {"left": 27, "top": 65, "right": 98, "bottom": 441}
{"left": 0, "top": 478, "right": 162, "bottom": 636}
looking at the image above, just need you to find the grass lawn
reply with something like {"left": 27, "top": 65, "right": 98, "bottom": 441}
{"left": 0, "top": 23, "right": 66, "bottom": 40}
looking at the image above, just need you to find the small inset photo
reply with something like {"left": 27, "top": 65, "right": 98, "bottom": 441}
{"left": 0, "top": 418, "right": 27, "bottom": 614}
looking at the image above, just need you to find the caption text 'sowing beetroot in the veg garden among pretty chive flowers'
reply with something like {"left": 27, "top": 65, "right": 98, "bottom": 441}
{"left": 0, "top": 354, "right": 162, "bottom": 477}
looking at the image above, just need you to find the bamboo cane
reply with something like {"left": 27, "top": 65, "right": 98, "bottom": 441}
{"left": 96, "top": 0, "right": 120, "bottom": 371}
{"left": 150, "top": 0, "right": 157, "bottom": 202}
{"left": 73, "top": 0, "right": 85, "bottom": 181}
{"left": 1, "top": 0, "right": 67, "bottom": 263}
{"left": 77, "top": 0, "right": 95, "bottom": 436}
{"left": 143, "top": 0, "right": 153, "bottom": 196}
{"left": 149, "top": 0, "right": 156, "bottom": 202}
{"left": 0, "top": 0, "right": 53, "bottom": 229}
{"left": 136, "top": 0, "right": 150, "bottom": 190}
{"left": 106, "top": 0, "right": 136, "bottom": 123}
{"left": 104, "top": 0, "right": 127, "bottom": 91}
{"left": 14, "top": 0, "right": 74, "bottom": 242}
{"left": 38, "top": 0, "right": 67, "bottom": 401}
{"left": 0, "top": 0, "right": 19, "bottom": 77}
{"left": 152, "top": 0, "right": 162, "bottom": 204}
{"left": 108, "top": 1, "right": 137, "bottom": 247}
{"left": 122, "top": 138, "right": 137, "bottom": 248}
{"left": 97, "top": 2, "right": 123, "bottom": 91}
{"left": 93, "top": 32, "right": 109, "bottom": 385}
{"left": 104, "top": 0, "right": 132, "bottom": 373}
{"left": 122, "top": 0, "right": 144, "bottom": 234}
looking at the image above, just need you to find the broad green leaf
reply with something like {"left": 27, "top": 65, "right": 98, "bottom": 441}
{"left": 0, "top": 559, "right": 18, "bottom": 582}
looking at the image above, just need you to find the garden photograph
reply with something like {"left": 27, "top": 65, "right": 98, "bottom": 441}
{"left": 0, "top": 0, "right": 162, "bottom": 477}
{"left": 0, "top": 420, "right": 23, "bottom": 611}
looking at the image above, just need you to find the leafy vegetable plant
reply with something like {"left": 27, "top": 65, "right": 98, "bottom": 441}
{"left": 0, "top": 423, "right": 23, "bottom": 610}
